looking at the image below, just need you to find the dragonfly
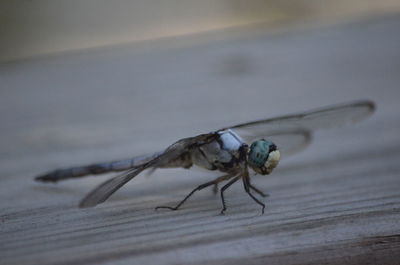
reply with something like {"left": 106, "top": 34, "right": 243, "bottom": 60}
{"left": 35, "top": 100, "right": 375, "bottom": 214}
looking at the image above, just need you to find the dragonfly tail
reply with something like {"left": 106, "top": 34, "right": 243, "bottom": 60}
{"left": 34, "top": 154, "right": 160, "bottom": 182}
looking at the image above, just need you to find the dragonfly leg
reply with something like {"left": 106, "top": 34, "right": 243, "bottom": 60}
{"left": 220, "top": 177, "right": 240, "bottom": 215}
{"left": 155, "top": 174, "right": 233, "bottom": 211}
{"left": 243, "top": 172, "right": 265, "bottom": 214}
{"left": 249, "top": 184, "right": 269, "bottom": 198}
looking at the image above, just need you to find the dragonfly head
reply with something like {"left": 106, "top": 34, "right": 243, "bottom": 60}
{"left": 248, "top": 139, "right": 280, "bottom": 175}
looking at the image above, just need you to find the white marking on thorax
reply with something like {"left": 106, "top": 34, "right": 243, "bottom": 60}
{"left": 218, "top": 129, "right": 244, "bottom": 151}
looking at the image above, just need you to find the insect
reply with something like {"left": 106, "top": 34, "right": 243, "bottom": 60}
{"left": 35, "top": 100, "right": 375, "bottom": 214}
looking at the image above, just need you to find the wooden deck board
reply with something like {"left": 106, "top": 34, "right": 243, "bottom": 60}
{"left": 1, "top": 15, "right": 400, "bottom": 265}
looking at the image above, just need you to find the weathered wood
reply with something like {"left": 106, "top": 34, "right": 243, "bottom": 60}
{"left": 1, "top": 15, "right": 400, "bottom": 265}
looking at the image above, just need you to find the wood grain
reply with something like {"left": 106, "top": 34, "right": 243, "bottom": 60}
{"left": 1, "top": 15, "right": 400, "bottom": 265}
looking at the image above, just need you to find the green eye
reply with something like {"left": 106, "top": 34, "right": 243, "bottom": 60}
{"left": 248, "top": 140, "right": 278, "bottom": 174}
{"left": 249, "top": 140, "right": 269, "bottom": 166}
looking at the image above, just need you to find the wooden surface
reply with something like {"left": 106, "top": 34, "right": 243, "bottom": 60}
{"left": 1, "top": 15, "right": 400, "bottom": 265}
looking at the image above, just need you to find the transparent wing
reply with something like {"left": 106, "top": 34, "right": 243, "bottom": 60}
{"left": 266, "top": 129, "right": 312, "bottom": 157}
{"left": 79, "top": 167, "right": 144, "bottom": 208}
{"left": 79, "top": 132, "right": 218, "bottom": 208}
{"left": 222, "top": 100, "right": 375, "bottom": 156}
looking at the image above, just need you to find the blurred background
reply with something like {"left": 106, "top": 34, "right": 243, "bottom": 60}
{"left": 1, "top": 2, "right": 400, "bottom": 264}
{"left": 1, "top": 0, "right": 400, "bottom": 61}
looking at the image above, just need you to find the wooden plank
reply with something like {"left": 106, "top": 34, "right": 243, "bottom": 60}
{"left": 1, "top": 15, "right": 400, "bottom": 265}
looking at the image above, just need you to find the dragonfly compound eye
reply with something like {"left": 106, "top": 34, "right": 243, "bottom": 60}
{"left": 248, "top": 140, "right": 280, "bottom": 175}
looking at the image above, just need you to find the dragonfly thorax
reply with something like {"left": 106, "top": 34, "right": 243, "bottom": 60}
{"left": 190, "top": 129, "right": 245, "bottom": 172}
{"left": 248, "top": 140, "right": 280, "bottom": 175}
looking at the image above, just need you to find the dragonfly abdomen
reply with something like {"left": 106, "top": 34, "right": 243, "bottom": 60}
{"left": 35, "top": 153, "right": 161, "bottom": 182}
